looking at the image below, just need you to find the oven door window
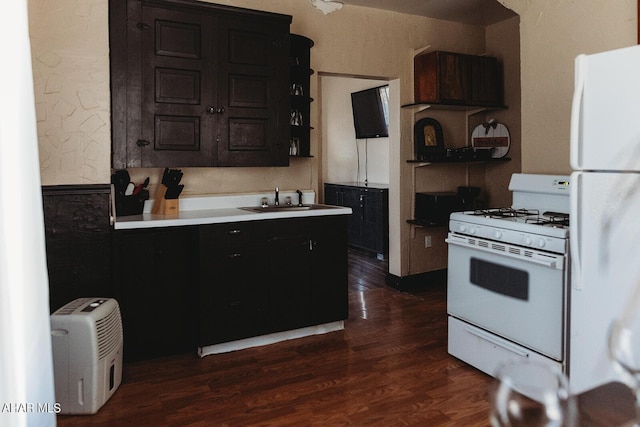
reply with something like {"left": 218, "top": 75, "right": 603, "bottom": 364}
{"left": 470, "top": 258, "right": 529, "bottom": 301}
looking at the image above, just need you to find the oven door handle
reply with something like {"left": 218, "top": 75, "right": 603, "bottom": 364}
{"left": 446, "top": 236, "right": 563, "bottom": 270}
{"left": 464, "top": 326, "right": 530, "bottom": 358}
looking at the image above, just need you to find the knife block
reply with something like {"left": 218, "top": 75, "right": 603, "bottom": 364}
{"left": 151, "top": 185, "right": 179, "bottom": 215}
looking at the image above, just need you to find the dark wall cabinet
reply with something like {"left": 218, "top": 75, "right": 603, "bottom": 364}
{"left": 112, "top": 227, "right": 199, "bottom": 362}
{"left": 324, "top": 183, "right": 389, "bottom": 257}
{"left": 414, "top": 51, "right": 503, "bottom": 107}
{"left": 199, "top": 216, "right": 348, "bottom": 347}
{"left": 110, "top": 0, "right": 292, "bottom": 168}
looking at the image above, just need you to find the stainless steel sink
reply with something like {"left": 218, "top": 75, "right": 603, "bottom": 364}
{"left": 239, "top": 204, "right": 334, "bottom": 213}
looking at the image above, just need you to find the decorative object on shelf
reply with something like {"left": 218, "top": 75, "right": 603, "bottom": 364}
{"left": 413, "top": 50, "right": 504, "bottom": 108}
{"left": 414, "top": 117, "right": 445, "bottom": 161}
{"left": 471, "top": 120, "right": 511, "bottom": 158}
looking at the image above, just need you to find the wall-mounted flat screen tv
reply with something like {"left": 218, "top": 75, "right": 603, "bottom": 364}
{"left": 351, "top": 85, "right": 390, "bottom": 139}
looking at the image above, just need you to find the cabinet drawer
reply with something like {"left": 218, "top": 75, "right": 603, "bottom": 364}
{"left": 200, "top": 221, "right": 264, "bottom": 247}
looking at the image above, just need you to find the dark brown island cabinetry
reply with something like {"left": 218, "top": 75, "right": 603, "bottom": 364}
{"left": 109, "top": 0, "right": 291, "bottom": 168}
{"left": 414, "top": 51, "right": 504, "bottom": 107}
{"left": 198, "top": 216, "right": 348, "bottom": 349}
{"left": 324, "top": 183, "right": 389, "bottom": 258}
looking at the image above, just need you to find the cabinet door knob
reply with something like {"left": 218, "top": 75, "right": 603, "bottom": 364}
{"left": 207, "top": 106, "right": 225, "bottom": 115}
{"left": 136, "top": 139, "right": 151, "bottom": 147}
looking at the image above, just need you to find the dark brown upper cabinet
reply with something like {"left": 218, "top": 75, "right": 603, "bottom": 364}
{"left": 110, "top": 0, "right": 291, "bottom": 168}
{"left": 413, "top": 51, "right": 504, "bottom": 108}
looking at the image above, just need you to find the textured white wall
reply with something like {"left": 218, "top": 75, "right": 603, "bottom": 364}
{"left": 28, "top": 0, "right": 110, "bottom": 185}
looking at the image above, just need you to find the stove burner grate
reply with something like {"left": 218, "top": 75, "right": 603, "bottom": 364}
{"left": 528, "top": 211, "right": 570, "bottom": 228}
{"left": 468, "top": 208, "right": 570, "bottom": 228}
{"left": 472, "top": 207, "right": 540, "bottom": 218}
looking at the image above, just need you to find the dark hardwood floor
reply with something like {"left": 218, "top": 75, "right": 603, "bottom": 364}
{"left": 57, "top": 248, "right": 492, "bottom": 426}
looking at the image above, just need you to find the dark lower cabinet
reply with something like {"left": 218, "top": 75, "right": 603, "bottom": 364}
{"left": 199, "top": 216, "right": 348, "bottom": 348}
{"left": 112, "top": 215, "right": 348, "bottom": 359}
{"left": 42, "top": 185, "right": 113, "bottom": 312}
{"left": 199, "top": 222, "right": 269, "bottom": 346}
{"left": 113, "top": 227, "right": 199, "bottom": 362}
{"left": 324, "top": 183, "right": 389, "bottom": 257}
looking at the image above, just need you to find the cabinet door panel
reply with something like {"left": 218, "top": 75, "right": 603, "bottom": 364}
{"left": 267, "top": 235, "right": 313, "bottom": 332}
{"left": 227, "top": 28, "right": 271, "bottom": 65}
{"left": 155, "top": 19, "right": 201, "bottom": 59}
{"left": 228, "top": 118, "right": 268, "bottom": 151}
{"left": 139, "top": 4, "right": 216, "bottom": 167}
{"left": 153, "top": 115, "right": 201, "bottom": 151}
{"left": 229, "top": 75, "right": 269, "bottom": 108}
{"left": 115, "top": 227, "right": 198, "bottom": 362}
{"left": 323, "top": 184, "right": 341, "bottom": 206}
{"left": 342, "top": 188, "right": 363, "bottom": 247}
{"left": 310, "top": 220, "right": 348, "bottom": 324}
{"left": 155, "top": 67, "right": 201, "bottom": 104}
{"left": 200, "top": 245, "right": 268, "bottom": 345}
{"left": 217, "top": 17, "right": 289, "bottom": 166}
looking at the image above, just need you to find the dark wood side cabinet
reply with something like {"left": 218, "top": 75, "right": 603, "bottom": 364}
{"left": 112, "top": 226, "right": 199, "bottom": 362}
{"left": 42, "top": 185, "right": 113, "bottom": 312}
{"left": 324, "top": 183, "right": 389, "bottom": 258}
{"left": 414, "top": 50, "right": 504, "bottom": 107}
{"left": 109, "top": 0, "right": 291, "bottom": 168}
{"left": 199, "top": 216, "right": 348, "bottom": 348}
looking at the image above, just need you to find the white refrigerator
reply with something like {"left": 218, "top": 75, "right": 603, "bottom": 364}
{"left": 569, "top": 44, "right": 640, "bottom": 394}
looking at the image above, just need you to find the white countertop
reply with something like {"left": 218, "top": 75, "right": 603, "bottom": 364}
{"left": 113, "top": 190, "right": 352, "bottom": 230}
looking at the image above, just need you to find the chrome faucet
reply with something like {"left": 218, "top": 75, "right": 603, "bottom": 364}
{"left": 274, "top": 187, "right": 279, "bottom": 206}
{"left": 296, "top": 189, "right": 303, "bottom": 206}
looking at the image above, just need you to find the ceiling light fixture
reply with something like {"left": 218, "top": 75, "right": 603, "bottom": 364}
{"left": 310, "top": 0, "right": 343, "bottom": 15}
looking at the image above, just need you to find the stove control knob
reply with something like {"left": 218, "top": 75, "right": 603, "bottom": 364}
{"left": 493, "top": 230, "right": 503, "bottom": 239}
{"left": 537, "top": 238, "right": 546, "bottom": 248}
{"left": 468, "top": 226, "right": 476, "bottom": 235}
{"left": 458, "top": 224, "right": 467, "bottom": 233}
{"left": 524, "top": 236, "right": 533, "bottom": 245}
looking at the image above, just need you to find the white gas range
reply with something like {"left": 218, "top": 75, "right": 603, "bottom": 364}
{"left": 446, "top": 174, "right": 571, "bottom": 378}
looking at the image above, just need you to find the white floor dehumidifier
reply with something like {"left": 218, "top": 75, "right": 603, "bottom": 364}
{"left": 50, "top": 297, "right": 123, "bottom": 414}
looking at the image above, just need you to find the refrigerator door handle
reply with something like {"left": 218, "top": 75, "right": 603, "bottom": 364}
{"left": 570, "top": 54, "right": 586, "bottom": 171}
{"left": 570, "top": 171, "right": 583, "bottom": 289}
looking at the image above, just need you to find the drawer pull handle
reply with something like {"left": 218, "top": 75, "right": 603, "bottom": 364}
{"left": 228, "top": 229, "right": 242, "bottom": 235}
{"left": 464, "top": 326, "right": 529, "bottom": 358}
